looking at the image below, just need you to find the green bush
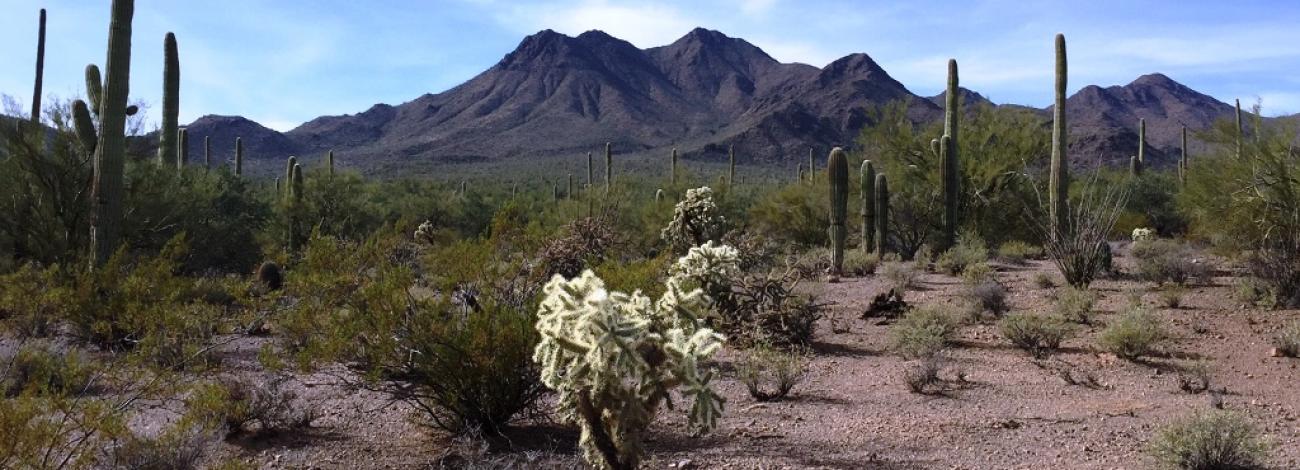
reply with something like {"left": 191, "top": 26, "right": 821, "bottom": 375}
{"left": 999, "top": 313, "right": 1074, "bottom": 358}
{"left": 936, "top": 232, "right": 989, "bottom": 275}
{"left": 842, "top": 250, "right": 879, "bottom": 277}
{"left": 1099, "top": 307, "right": 1169, "bottom": 360}
{"left": 996, "top": 241, "right": 1043, "bottom": 264}
{"left": 1131, "top": 239, "right": 1213, "bottom": 286}
{"left": 737, "top": 343, "right": 809, "bottom": 402}
{"left": 0, "top": 263, "right": 73, "bottom": 338}
{"left": 188, "top": 375, "right": 316, "bottom": 438}
{"left": 2, "top": 343, "right": 96, "bottom": 397}
{"left": 889, "top": 306, "right": 961, "bottom": 359}
{"left": 1275, "top": 321, "right": 1300, "bottom": 358}
{"left": 1053, "top": 286, "right": 1097, "bottom": 324}
{"left": 881, "top": 261, "right": 920, "bottom": 292}
{"left": 1148, "top": 410, "right": 1269, "bottom": 470}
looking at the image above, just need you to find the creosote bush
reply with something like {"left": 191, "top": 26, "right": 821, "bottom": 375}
{"left": 963, "top": 279, "right": 1009, "bottom": 318}
{"left": 1275, "top": 321, "right": 1300, "bottom": 358}
{"left": 842, "top": 249, "right": 879, "bottom": 277}
{"left": 936, "top": 232, "right": 988, "bottom": 275}
{"left": 1148, "top": 410, "right": 1270, "bottom": 470}
{"left": 188, "top": 375, "right": 317, "bottom": 438}
{"left": 2, "top": 343, "right": 96, "bottom": 397}
{"left": 996, "top": 240, "right": 1043, "bottom": 264}
{"left": 881, "top": 261, "right": 920, "bottom": 293}
{"left": 889, "top": 305, "right": 961, "bottom": 359}
{"left": 1054, "top": 286, "right": 1097, "bottom": 324}
{"left": 1099, "top": 307, "right": 1170, "bottom": 360}
{"left": 1131, "top": 239, "right": 1212, "bottom": 286}
{"left": 999, "top": 313, "right": 1074, "bottom": 359}
{"left": 737, "top": 343, "right": 809, "bottom": 402}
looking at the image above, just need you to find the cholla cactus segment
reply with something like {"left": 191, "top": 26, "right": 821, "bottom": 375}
{"left": 1131, "top": 227, "right": 1155, "bottom": 242}
{"left": 414, "top": 220, "right": 436, "bottom": 244}
{"left": 533, "top": 264, "right": 726, "bottom": 469}
{"left": 661, "top": 186, "right": 726, "bottom": 254}
{"left": 668, "top": 241, "right": 740, "bottom": 288}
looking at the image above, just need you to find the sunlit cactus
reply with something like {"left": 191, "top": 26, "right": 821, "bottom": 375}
{"left": 1130, "top": 155, "right": 1142, "bottom": 176}
{"left": 1137, "top": 118, "right": 1146, "bottom": 165}
{"left": 875, "top": 173, "right": 889, "bottom": 255}
{"left": 158, "top": 32, "right": 179, "bottom": 166}
{"left": 177, "top": 127, "right": 188, "bottom": 172}
{"left": 807, "top": 147, "right": 815, "bottom": 184}
{"left": 284, "top": 156, "right": 297, "bottom": 197}
{"left": 1179, "top": 126, "right": 1188, "bottom": 185}
{"left": 1235, "top": 98, "right": 1243, "bottom": 159}
{"left": 90, "top": 0, "right": 135, "bottom": 268}
{"left": 860, "top": 160, "right": 875, "bottom": 253}
{"left": 662, "top": 186, "right": 726, "bottom": 254}
{"left": 655, "top": 188, "right": 665, "bottom": 204}
{"left": 30, "top": 8, "right": 46, "bottom": 123}
{"left": 1049, "top": 33, "right": 1069, "bottom": 241}
{"left": 327, "top": 150, "right": 335, "bottom": 175}
{"left": 533, "top": 245, "right": 732, "bottom": 470}
{"left": 72, "top": 100, "right": 97, "bottom": 153}
{"left": 828, "top": 147, "right": 848, "bottom": 275}
{"left": 941, "top": 58, "right": 960, "bottom": 251}
{"left": 567, "top": 173, "right": 573, "bottom": 199}
{"left": 85, "top": 64, "right": 103, "bottom": 116}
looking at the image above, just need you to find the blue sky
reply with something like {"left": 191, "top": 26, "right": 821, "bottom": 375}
{"left": 3, "top": 0, "right": 1299, "bottom": 131}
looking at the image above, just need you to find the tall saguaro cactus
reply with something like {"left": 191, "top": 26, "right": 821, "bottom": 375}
{"left": 586, "top": 151, "right": 593, "bottom": 188}
{"left": 941, "top": 134, "right": 957, "bottom": 248}
{"left": 1137, "top": 118, "right": 1146, "bottom": 164}
{"left": 288, "top": 163, "right": 304, "bottom": 251}
{"left": 567, "top": 173, "right": 573, "bottom": 199}
{"left": 807, "top": 148, "right": 815, "bottom": 184}
{"left": 177, "top": 127, "right": 188, "bottom": 172}
{"left": 31, "top": 8, "right": 46, "bottom": 123}
{"left": 158, "top": 32, "right": 179, "bottom": 166}
{"left": 284, "top": 156, "right": 297, "bottom": 197}
{"left": 72, "top": 101, "right": 97, "bottom": 153}
{"left": 1048, "top": 33, "right": 1069, "bottom": 240}
{"left": 860, "top": 160, "right": 875, "bottom": 253}
{"left": 234, "top": 137, "right": 244, "bottom": 176}
{"left": 90, "top": 0, "right": 135, "bottom": 268}
{"left": 327, "top": 150, "right": 335, "bottom": 175}
{"left": 1179, "top": 126, "right": 1188, "bottom": 186}
{"left": 671, "top": 148, "right": 678, "bottom": 185}
{"left": 1130, "top": 155, "right": 1141, "bottom": 176}
{"left": 828, "top": 148, "right": 849, "bottom": 275}
{"left": 728, "top": 145, "right": 736, "bottom": 187}
{"left": 874, "top": 173, "right": 889, "bottom": 256}
{"left": 1235, "top": 99, "right": 1243, "bottom": 160}
{"left": 796, "top": 163, "right": 804, "bottom": 182}
{"left": 203, "top": 135, "right": 211, "bottom": 169}
{"left": 604, "top": 142, "right": 612, "bottom": 193}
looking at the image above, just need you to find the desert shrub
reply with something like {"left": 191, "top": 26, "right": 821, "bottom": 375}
{"left": 254, "top": 261, "right": 283, "bottom": 292}
{"left": 592, "top": 253, "right": 671, "bottom": 298}
{"left": 534, "top": 264, "right": 727, "bottom": 469}
{"left": 0, "top": 107, "right": 95, "bottom": 268}
{"left": 662, "top": 186, "right": 727, "bottom": 254}
{"left": 1159, "top": 286, "right": 1188, "bottom": 309}
{"left": 1033, "top": 272, "right": 1057, "bottom": 288}
{"left": 1178, "top": 361, "right": 1212, "bottom": 394}
{"left": 718, "top": 273, "right": 822, "bottom": 348}
{"left": 720, "top": 230, "right": 781, "bottom": 272}
{"left": 537, "top": 216, "right": 618, "bottom": 279}
{"left": 996, "top": 240, "right": 1043, "bottom": 264}
{"left": 1148, "top": 410, "right": 1269, "bottom": 470}
{"left": 889, "top": 306, "right": 961, "bottom": 359}
{"left": 903, "top": 354, "right": 944, "bottom": 394}
{"left": 2, "top": 343, "right": 96, "bottom": 397}
{"left": 1034, "top": 178, "right": 1130, "bottom": 288}
{"left": 788, "top": 246, "right": 832, "bottom": 280}
{"left": 0, "top": 263, "right": 73, "bottom": 338}
{"left": 1275, "top": 321, "right": 1300, "bottom": 358}
{"left": 912, "top": 244, "right": 934, "bottom": 272}
{"left": 1131, "top": 239, "right": 1213, "bottom": 286}
{"left": 963, "top": 279, "right": 1009, "bottom": 317}
{"left": 101, "top": 423, "right": 215, "bottom": 470}
{"left": 1099, "top": 307, "right": 1170, "bottom": 360}
{"left": 737, "top": 343, "right": 810, "bottom": 402}
{"left": 1233, "top": 277, "right": 1270, "bottom": 307}
{"left": 1054, "top": 286, "right": 1097, "bottom": 324}
{"left": 999, "top": 313, "right": 1074, "bottom": 358}
{"left": 881, "top": 261, "right": 920, "bottom": 292}
{"left": 748, "top": 180, "right": 827, "bottom": 247}
{"left": 1245, "top": 248, "right": 1300, "bottom": 308}
{"left": 960, "top": 262, "right": 995, "bottom": 285}
{"left": 936, "top": 232, "right": 989, "bottom": 275}
{"left": 842, "top": 250, "right": 879, "bottom": 277}
{"left": 189, "top": 375, "right": 316, "bottom": 438}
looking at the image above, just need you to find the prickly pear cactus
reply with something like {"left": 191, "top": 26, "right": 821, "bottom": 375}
{"left": 533, "top": 244, "right": 733, "bottom": 470}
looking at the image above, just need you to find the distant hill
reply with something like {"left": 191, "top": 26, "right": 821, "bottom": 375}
{"left": 178, "top": 28, "right": 1250, "bottom": 172}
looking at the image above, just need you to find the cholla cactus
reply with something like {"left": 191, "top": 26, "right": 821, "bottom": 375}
{"left": 414, "top": 220, "right": 436, "bottom": 245}
{"left": 534, "top": 246, "right": 731, "bottom": 470}
{"left": 661, "top": 186, "right": 726, "bottom": 254}
{"left": 669, "top": 241, "right": 740, "bottom": 289}
{"left": 1131, "top": 227, "right": 1155, "bottom": 242}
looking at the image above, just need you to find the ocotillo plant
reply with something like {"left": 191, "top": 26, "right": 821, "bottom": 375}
{"left": 728, "top": 145, "right": 736, "bottom": 187}
{"left": 1049, "top": 33, "right": 1069, "bottom": 240}
{"left": 828, "top": 148, "right": 849, "bottom": 275}
{"left": 90, "top": 0, "right": 134, "bottom": 269}
{"left": 1138, "top": 118, "right": 1146, "bottom": 165}
{"left": 860, "top": 160, "right": 875, "bottom": 253}
{"left": 327, "top": 150, "right": 335, "bottom": 175}
{"left": 177, "top": 127, "right": 188, "bottom": 171}
{"left": 1179, "top": 126, "right": 1188, "bottom": 186}
{"left": 605, "top": 142, "right": 613, "bottom": 193}
{"left": 874, "top": 173, "right": 889, "bottom": 256}
{"left": 31, "top": 8, "right": 46, "bottom": 123}
{"left": 671, "top": 148, "right": 678, "bottom": 185}
{"left": 203, "top": 135, "right": 211, "bottom": 169}
{"left": 1235, "top": 99, "right": 1243, "bottom": 159}
{"left": 234, "top": 137, "right": 243, "bottom": 175}
{"left": 158, "top": 32, "right": 179, "bottom": 166}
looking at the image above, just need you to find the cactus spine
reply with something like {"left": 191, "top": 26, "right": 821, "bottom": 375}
{"left": 671, "top": 148, "right": 678, "bottom": 185}
{"left": 728, "top": 144, "right": 736, "bottom": 186}
{"left": 203, "top": 135, "right": 211, "bottom": 169}
{"left": 31, "top": 8, "right": 46, "bottom": 123}
{"left": 90, "top": 0, "right": 134, "bottom": 268}
{"left": 327, "top": 150, "right": 335, "bottom": 175}
{"left": 860, "top": 160, "right": 875, "bottom": 253}
{"left": 1235, "top": 99, "right": 1243, "bottom": 159}
{"left": 604, "top": 142, "right": 612, "bottom": 193}
{"left": 158, "top": 32, "right": 179, "bottom": 166}
{"left": 874, "top": 173, "right": 889, "bottom": 256}
{"left": 234, "top": 137, "right": 243, "bottom": 175}
{"left": 828, "top": 148, "right": 849, "bottom": 275}
{"left": 1179, "top": 126, "right": 1188, "bottom": 185}
{"left": 1048, "top": 33, "right": 1069, "bottom": 240}
{"left": 941, "top": 58, "right": 960, "bottom": 251}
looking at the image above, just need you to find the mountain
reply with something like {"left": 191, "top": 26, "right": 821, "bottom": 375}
{"left": 181, "top": 115, "right": 298, "bottom": 167}
{"left": 181, "top": 28, "right": 1244, "bottom": 172}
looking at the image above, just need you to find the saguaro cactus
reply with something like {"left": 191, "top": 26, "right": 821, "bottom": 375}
{"left": 796, "top": 163, "right": 804, "bottom": 182}
{"left": 1235, "top": 99, "right": 1243, "bottom": 159}
{"left": 828, "top": 148, "right": 848, "bottom": 275}
{"left": 728, "top": 145, "right": 736, "bottom": 186}
{"left": 1049, "top": 33, "right": 1069, "bottom": 240}
{"left": 586, "top": 151, "right": 593, "bottom": 187}
{"left": 1130, "top": 155, "right": 1142, "bottom": 176}
{"left": 567, "top": 173, "right": 573, "bottom": 199}
{"left": 808, "top": 148, "right": 815, "bottom": 184}
{"left": 31, "top": 8, "right": 46, "bottom": 123}
{"left": 1137, "top": 118, "right": 1146, "bottom": 165}
{"left": 90, "top": 0, "right": 134, "bottom": 268}
{"left": 203, "top": 135, "right": 211, "bottom": 169}
{"left": 327, "top": 150, "right": 335, "bottom": 175}
{"left": 941, "top": 134, "right": 957, "bottom": 249}
{"left": 72, "top": 100, "right": 97, "bottom": 153}
{"left": 655, "top": 188, "right": 664, "bottom": 204}
{"left": 177, "top": 127, "right": 188, "bottom": 171}
{"left": 158, "top": 32, "right": 179, "bottom": 166}
{"left": 85, "top": 65, "right": 103, "bottom": 115}
{"left": 860, "top": 160, "right": 875, "bottom": 253}
{"left": 605, "top": 142, "right": 613, "bottom": 193}
{"left": 1179, "top": 126, "right": 1188, "bottom": 186}
{"left": 874, "top": 173, "right": 889, "bottom": 256}
{"left": 284, "top": 156, "right": 297, "bottom": 197}
{"left": 234, "top": 137, "right": 244, "bottom": 176}
{"left": 288, "top": 163, "right": 304, "bottom": 250}
{"left": 671, "top": 148, "right": 678, "bottom": 185}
